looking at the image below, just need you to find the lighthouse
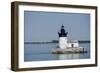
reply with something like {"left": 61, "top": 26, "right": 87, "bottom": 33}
{"left": 52, "top": 25, "right": 85, "bottom": 54}
{"left": 58, "top": 25, "right": 68, "bottom": 49}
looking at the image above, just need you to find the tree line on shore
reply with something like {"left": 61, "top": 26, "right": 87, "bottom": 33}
{"left": 24, "top": 40, "right": 90, "bottom": 44}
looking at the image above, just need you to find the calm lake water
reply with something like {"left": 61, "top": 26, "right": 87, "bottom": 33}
{"left": 24, "top": 43, "right": 90, "bottom": 61}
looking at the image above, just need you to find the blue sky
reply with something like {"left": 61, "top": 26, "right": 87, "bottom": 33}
{"left": 24, "top": 11, "right": 90, "bottom": 42}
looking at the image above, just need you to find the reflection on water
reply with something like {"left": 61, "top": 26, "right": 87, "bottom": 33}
{"left": 24, "top": 43, "right": 90, "bottom": 61}
{"left": 54, "top": 53, "right": 89, "bottom": 60}
{"left": 56, "top": 54, "right": 80, "bottom": 60}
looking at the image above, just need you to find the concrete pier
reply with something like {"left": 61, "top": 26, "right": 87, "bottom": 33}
{"left": 52, "top": 47, "right": 87, "bottom": 54}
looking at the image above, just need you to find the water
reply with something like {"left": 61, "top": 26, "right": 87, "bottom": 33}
{"left": 24, "top": 43, "right": 90, "bottom": 61}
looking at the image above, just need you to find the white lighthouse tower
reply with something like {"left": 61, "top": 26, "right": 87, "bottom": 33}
{"left": 58, "top": 25, "right": 68, "bottom": 49}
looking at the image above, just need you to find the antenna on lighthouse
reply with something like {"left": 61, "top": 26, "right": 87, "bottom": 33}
{"left": 61, "top": 24, "right": 64, "bottom": 28}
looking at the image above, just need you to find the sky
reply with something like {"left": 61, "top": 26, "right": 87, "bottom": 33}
{"left": 24, "top": 11, "right": 90, "bottom": 42}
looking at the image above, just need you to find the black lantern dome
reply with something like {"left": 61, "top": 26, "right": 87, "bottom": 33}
{"left": 58, "top": 25, "right": 68, "bottom": 37}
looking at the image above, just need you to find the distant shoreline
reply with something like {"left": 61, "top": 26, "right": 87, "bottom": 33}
{"left": 24, "top": 40, "right": 90, "bottom": 44}
{"left": 78, "top": 41, "right": 90, "bottom": 43}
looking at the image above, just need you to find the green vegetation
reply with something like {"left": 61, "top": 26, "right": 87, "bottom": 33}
{"left": 78, "top": 40, "right": 90, "bottom": 43}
